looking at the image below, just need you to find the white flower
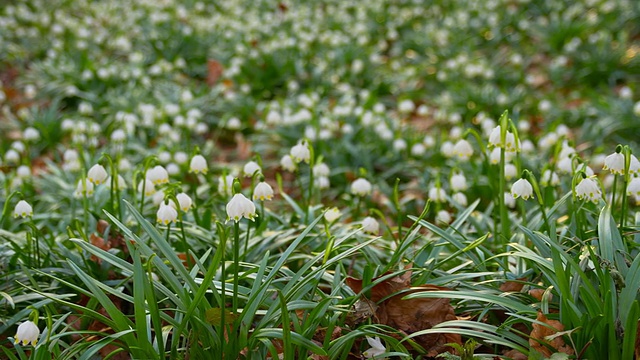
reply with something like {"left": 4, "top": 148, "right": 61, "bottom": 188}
{"left": 166, "top": 163, "right": 180, "bottom": 175}
{"left": 313, "top": 163, "right": 330, "bottom": 177}
{"left": 362, "top": 216, "right": 380, "bottom": 235}
{"left": 253, "top": 182, "right": 274, "bottom": 201}
{"left": 218, "top": 175, "right": 235, "bottom": 196}
{"left": 504, "top": 163, "right": 517, "bottom": 180}
{"left": 436, "top": 210, "right": 452, "bottom": 224}
{"left": 14, "top": 200, "right": 33, "bottom": 218}
{"left": 556, "top": 156, "right": 573, "bottom": 174}
{"left": 314, "top": 176, "right": 330, "bottom": 189}
{"left": 87, "top": 164, "right": 108, "bottom": 185}
{"left": 138, "top": 179, "right": 156, "bottom": 196}
{"left": 450, "top": 173, "right": 468, "bottom": 192}
{"left": 5, "top": 149, "right": 20, "bottom": 163}
{"left": 23, "top": 127, "right": 40, "bottom": 142}
{"left": 393, "top": 138, "right": 407, "bottom": 151}
{"left": 452, "top": 192, "right": 468, "bottom": 206}
{"left": 280, "top": 154, "right": 297, "bottom": 172}
{"left": 411, "top": 143, "right": 426, "bottom": 156}
{"left": 290, "top": 142, "right": 311, "bottom": 163}
{"left": 440, "top": 141, "right": 454, "bottom": 157}
{"left": 14, "top": 320, "right": 39, "bottom": 346}
{"left": 189, "top": 154, "right": 208, "bottom": 174}
{"left": 226, "top": 193, "right": 257, "bottom": 222}
{"left": 175, "top": 192, "right": 193, "bottom": 211}
{"left": 74, "top": 179, "right": 95, "bottom": 198}
{"left": 351, "top": 178, "right": 372, "bottom": 197}
{"left": 362, "top": 336, "right": 386, "bottom": 359}
{"left": 175, "top": 152, "right": 189, "bottom": 164}
{"left": 16, "top": 165, "right": 31, "bottom": 179}
{"left": 453, "top": 139, "right": 473, "bottom": 160}
{"left": 428, "top": 187, "right": 447, "bottom": 202}
{"left": 324, "top": 207, "right": 342, "bottom": 222}
{"left": 511, "top": 178, "right": 533, "bottom": 200}
{"left": 504, "top": 192, "right": 516, "bottom": 208}
{"left": 627, "top": 177, "right": 640, "bottom": 197}
{"left": 106, "top": 175, "right": 127, "bottom": 190}
{"left": 603, "top": 152, "right": 625, "bottom": 175}
{"left": 575, "top": 177, "right": 602, "bottom": 203}
{"left": 488, "top": 125, "right": 517, "bottom": 151}
{"left": 630, "top": 155, "right": 640, "bottom": 174}
{"left": 157, "top": 203, "right": 178, "bottom": 225}
{"left": 146, "top": 165, "right": 169, "bottom": 184}
{"left": 398, "top": 99, "right": 415, "bottom": 114}
{"left": 243, "top": 161, "right": 261, "bottom": 177}
{"left": 111, "top": 129, "right": 126, "bottom": 142}
{"left": 540, "top": 170, "right": 560, "bottom": 186}
{"left": 226, "top": 117, "right": 242, "bottom": 130}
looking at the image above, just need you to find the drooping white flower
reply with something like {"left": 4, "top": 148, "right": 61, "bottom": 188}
{"left": 313, "top": 163, "right": 330, "bottom": 177}
{"left": 630, "top": 155, "right": 640, "bottom": 174}
{"left": 280, "top": 154, "right": 297, "bottom": 172}
{"left": 411, "top": 143, "right": 426, "bottom": 156}
{"left": 226, "top": 193, "right": 257, "bottom": 222}
{"left": 603, "top": 151, "right": 625, "bottom": 175}
{"left": 452, "top": 192, "right": 468, "bottom": 206}
{"left": 138, "top": 179, "right": 156, "bottom": 196}
{"left": 453, "top": 139, "right": 473, "bottom": 160}
{"left": 13, "top": 200, "right": 33, "bottom": 218}
{"left": 253, "top": 182, "right": 274, "bottom": 201}
{"left": 511, "top": 178, "right": 534, "bottom": 200}
{"left": 450, "top": 173, "right": 468, "bottom": 192}
{"left": 5, "top": 149, "right": 20, "bottom": 163}
{"left": 540, "top": 170, "right": 560, "bottom": 186}
{"left": 556, "top": 156, "right": 573, "bottom": 174}
{"left": 16, "top": 165, "right": 31, "bottom": 179}
{"left": 627, "top": 177, "right": 640, "bottom": 197}
{"left": 393, "top": 138, "right": 407, "bottom": 152}
{"left": 243, "top": 161, "right": 261, "bottom": 177}
{"left": 106, "top": 175, "right": 127, "bottom": 190}
{"left": 174, "top": 151, "right": 188, "bottom": 165}
{"left": 74, "top": 179, "right": 95, "bottom": 198}
{"left": 290, "top": 141, "right": 311, "bottom": 163}
{"left": 23, "top": 127, "right": 40, "bottom": 142}
{"left": 146, "top": 165, "right": 169, "bottom": 185}
{"left": 504, "top": 192, "right": 516, "bottom": 208}
{"left": 314, "top": 176, "right": 330, "bottom": 189}
{"left": 87, "top": 164, "right": 108, "bottom": 185}
{"left": 156, "top": 203, "right": 178, "bottom": 225}
{"left": 504, "top": 163, "right": 517, "bottom": 180}
{"left": 398, "top": 99, "right": 415, "bottom": 114}
{"left": 189, "top": 154, "right": 208, "bottom": 174}
{"left": 362, "top": 216, "right": 380, "bottom": 235}
{"left": 324, "top": 207, "right": 342, "bottom": 222}
{"left": 428, "top": 187, "right": 447, "bottom": 202}
{"left": 362, "top": 336, "right": 386, "bottom": 359}
{"left": 175, "top": 192, "right": 193, "bottom": 211}
{"left": 436, "top": 210, "right": 452, "bottom": 224}
{"left": 575, "top": 177, "right": 602, "bottom": 203}
{"left": 351, "top": 178, "right": 372, "bottom": 197}
{"left": 14, "top": 320, "right": 39, "bottom": 346}
{"left": 488, "top": 125, "right": 517, "bottom": 151}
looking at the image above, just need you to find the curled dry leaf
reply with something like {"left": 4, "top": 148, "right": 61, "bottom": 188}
{"left": 529, "top": 312, "right": 574, "bottom": 358}
{"left": 346, "top": 267, "right": 461, "bottom": 356}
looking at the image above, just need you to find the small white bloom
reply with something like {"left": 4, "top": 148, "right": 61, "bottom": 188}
{"left": 174, "top": 151, "right": 189, "bottom": 164}
{"left": 218, "top": 175, "right": 235, "bottom": 196}
{"left": 157, "top": 203, "right": 178, "bottom": 225}
{"left": 452, "top": 192, "right": 468, "bottom": 206}
{"left": 313, "top": 163, "right": 330, "bottom": 177}
{"left": 450, "top": 173, "right": 468, "bottom": 192}
{"left": 351, "top": 178, "right": 372, "bottom": 197}
{"left": 411, "top": 143, "right": 426, "bottom": 156}
{"left": 428, "top": 187, "right": 447, "bottom": 202}
{"left": 226, "top": 117, "right": 242, "bottom": 130}
{"left": 226, "top": 193, "right": 257, "bottom": 222}
{"left": 243, "top": 161, "right": 261, "bottom": 177}
{"left": 504, "top": 163, "right": 517, "bottom": 180}
{"left": 16, "top": 165, "right": 31, "bottom": 179}
{"left": 14, "top": 320, "right": 39, "bottom": 346}
{"left": 324, "top": 207, "right": 342, "bottom": 222}
{"left": 603, "top": 152, "right": 625, "bottom": 175}
{"left": 627, "top": 177, "right": 640, "bottom": 197}
{"left": 630, "top": 155, "right": 640, "bottom": 174}
{"left": 393, "top": 138, "right": 407, "bottom": 151}
{"left": 175, "top": 192, "right": 193, "bottom": 211}
{"left": 138, "top": 179, "right": 156, "bottom": 196}
{"left": 398, "top": 99, "right": 415, "bottom": 114}
{"left": 119, "top": 159, "right": 132, "bottom": 172}
{"left": 540, "top": 170, "right": 560, "bottom": 186}
{"left": 511, "top": 178, "right": 534, "bottom": 200}
{"left": 74, "top": 178, "right": 95, "bottom": 198}
{"left": 575, "top": 177, "right": 602, "bottom": 203}
{"left": 440, "top": 141, "right": 454, "bottom": 157}
{"left": 362, "top": 216, "right": 380, "bottom": 235}
{"left": 280, "top": 154, "right": 297, "bottom": 172}
{"left": 362, "top": 336, "right": 386, "bottom": 359}
{"left": 314, "top": 176, "right": 330, "bottom": 189}
{"left": 13, "top": 200, "right": 33, "bottom": 218}
{"left": 253, "top": 182, "right": 274, "bottom": 201}
{"left": 423, "top": 135, "right": 435, "bottom": 148}
{"left": 147, "top": 165, "right": 169, "bottom": 184}
{"left": 290, "top": 142, "right": 311, "bottom": 163}
{"left": 453, "top": 139, "right": 473, "bottom": 160}
{"left": 556, "top": 156, "right": 573, "bottom": 174}
{"left": 189, "top": 154, "right": 208, "bottom": 174}
{"left": 504, "top": 192, "right": 516, "bottom": 208}
{"left": 436, "top": 210, "right": 452, "bottom": 224}
{"left": 106, "top": 175, "right": 127, "bottom": 190}
{"left": 23, "top": 127, "right": 40, "bottom": 142}
{"left": 488, "top": 125, "right": 517, "bottom": 151}
{"left": 87, "top": 164, "right": 108, "bottom": 185}
{"left": 5, "top": 149, "right": 20, "bottom": 163}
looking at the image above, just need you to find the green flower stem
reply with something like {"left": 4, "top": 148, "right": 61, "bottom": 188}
{"left": 219, "top": 231, "right": 226, "bottom": 359}
{"left": 499, "top": 147, "right": 510, "bottom": 245}
{"left": 178, "top": 215, "right": 190, "bottom": 268}
{"left": 611, "top": 174, "right": 618, "bottom": 210}
{"left": 232, "top": 221, "right": 240, "bottom": 315}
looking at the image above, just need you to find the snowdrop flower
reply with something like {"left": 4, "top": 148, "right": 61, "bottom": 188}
{"left": 411, "top": 143, "right": 426, "bottom": 156}
{"left": 218, "top": 175, "right": 235, "bottom": 196}
{"left": 157, "top": 203, "right": 178, "bottom": 225}
{"left": 106, "top": 175, "right": 127, "bottom": 190}
{"left": 175, "top": 192, "right": 193, "bottom": 211}
{"left": 630, "top": 155, "right": 640, "bottom": 174}
{"left": 627, "top": 177, "right": 640, "bottom": 197}
{"left": 452, "top": 192, "right": 468, "bottom": 206}
{"left": 226, "top": 193, "right": 257, "bottom": 222}
{"left": 14, "top": 320, "right": 39, "bottom": 346}
{"left": 74, "top": 178, "right": 95, "bottom": 198}
{"left": 423, "top": 135, "right": 435, "bottom": 148}
{"left": 5, "top": 149, "right": 20, "bottom": 163}
{"left": 603, "top": 151, "right": 626, "bottom": 175}
{"left": 14, "top": 200, "right": 33, "bottom": 218}
{"left": 575, "top": 177, "right": 602, "bottom": 203}
{"left": 436, "top": 210, "right": 452, "bottom": 224}
{"left": 23, "top": 127, "right": 40, "bottom": 142}
{"left": 450, "top": 173, "right": 468, "bottom": 192}
{"left": 351, "top": 178, "right": 372, "bottom": 197}
{"left": 362, "top": 216, "right": 380, "bottom": 235}
{"left": 280, "top": 154, "right": 297, "bottom": 172}
{"left": 243, "top": 161, "right": 261, "bottom": 177}
{"left": 175, "top": 152, "right": 189, "bottom": 165}
{"left": 253, "top": 182, "right": 274, "bottom": 201}
{"left": 226, "top": 117, "right": 242, "bottom": 130}
{"left": 362, "top": 336, "right": 386, "bottom": 359}
{"left": 488, "top": 125, "right": 517, "bottom": 151}
{"left": 556, "top": 156, "right": 573, "bottom": 174}
{"left": 313, "top": 163, "right": 330, "bottom": 177}
{"left": 189, "top": 154, "right": 207, "bottom": 174}
{"left": 540, "top": 170, "right": 560, "bottom": 186}
{"left": 504, "top": 163, "right": 517, "bottom": 180}
{"left": 87, "top": 164, "right": 108, "bottom": 185}
{"left": 314, "top": 176, "right": 330, "bottom": 189}
{"left": 147, "top": 165, "right": 169, "bottom": 185}
{"left": 428, "top": 187, "right": 447, "bottom": 202}
{"left": 16, "top": 165, "right": 31, "bottom": 179}
{"left": 138, "top": 179, "right": 156, "bottom": 196}
{"left": 398, "top": 99, "right": 415, "bottom": 114}
{"left": 324, "top": 207, "right": 342, "bottom": 222}
{"left": 453, "top": 139, "right": 473, "bottom": 160}
{"left": 521, "top": 139, "right": 535, "bottom": 153}
{"left": 440, "top": 141, "right": 454, "bottom": 157}
{"left": 504, "top": 192, "right": 516, "bottom": 208}
{"left": 290, "top": 141, "right": 311, "bottom": 163}
{"left": 393, "top": 138, "right": 407, "bottom": 151}
{"left": 511, "top": 178, "right": 534, "bottom": 200}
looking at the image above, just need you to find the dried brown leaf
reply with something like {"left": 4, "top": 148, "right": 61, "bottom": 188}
{"left": 529, "top": 312, "right": 574, "bottom": 357}
{"left": 499, "top": 279, "right": 526, "bottom": 293}
{"left": 206, "top": 59, "right": 224, "bottom": 87}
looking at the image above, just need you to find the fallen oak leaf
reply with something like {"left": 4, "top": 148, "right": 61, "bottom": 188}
{"left": 529, "top": 311, "right": 575, "bottom": 358}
